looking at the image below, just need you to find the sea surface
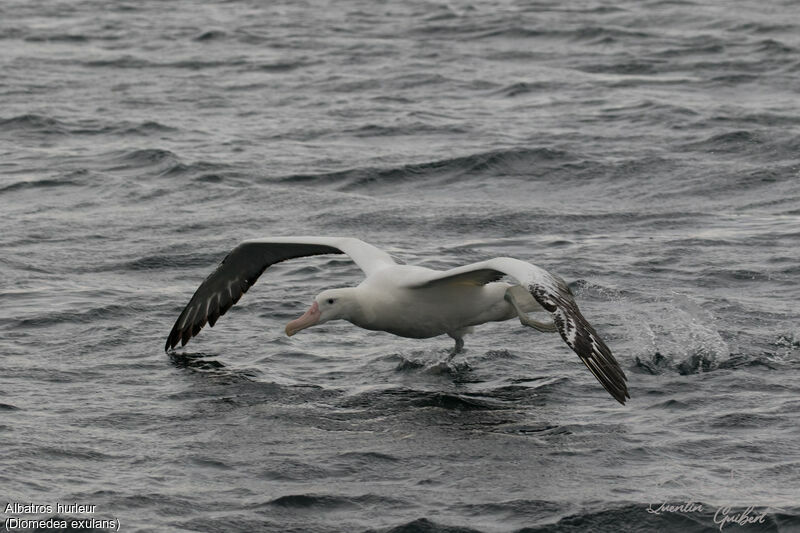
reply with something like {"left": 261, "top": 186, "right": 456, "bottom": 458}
{"left": 2, "top": 0, "right": 800, "bottom": 532}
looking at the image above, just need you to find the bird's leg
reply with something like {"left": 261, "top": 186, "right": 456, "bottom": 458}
{"left": 451, "top": 337, "right": 464, "bottom": 358}
{"left": 504, "top": 286, "right": 558, "bottom": 333}
{"left": 445, "top": 326, "right": 473, "bottom": 362}
{"left": 446, "top": 333, "right": 465, "bottom": 361}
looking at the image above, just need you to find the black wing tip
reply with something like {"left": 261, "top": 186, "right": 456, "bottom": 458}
{"left": 595, "top": 356, "right": 630, "bottom": 405}
{"left": 591, "top": 354, "right": 630, "bottom": 405}
{"left": 165, "top": 327, "right": 183, "bottom": 352}
{"left": 602, "top": 351, "right": 630, "bottom": 405}
{"left": 165, "top": 304, "right": 216, "bottom": 353}
{"left": 164, "top": 300, "right": 224, "bottom": 353}
{"left": 600, "top": 373, "right": 630, "bottom": 405}
{"left": 611, "top": 383, "right": 631, "bottom": 405}
{"left": 564, "top": 320, "right": 630, "bottom": 405}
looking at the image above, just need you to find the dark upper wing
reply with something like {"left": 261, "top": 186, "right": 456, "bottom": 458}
{"left": 404, "top": 257, "right": 629, "bottom": 404}
{"left": 164, "top": 237, "right": 395, "bottom": 351}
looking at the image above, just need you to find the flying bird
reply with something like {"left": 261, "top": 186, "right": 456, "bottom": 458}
{"left": 165, "top": 237, "right": 629, "bottom": 404}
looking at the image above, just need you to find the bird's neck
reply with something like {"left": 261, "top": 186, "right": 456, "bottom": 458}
{"left": 334, "top": 287, "right": 365, "bottom": 324}
{"left": 339, "top": 286, "right": 373, "bottom": 329}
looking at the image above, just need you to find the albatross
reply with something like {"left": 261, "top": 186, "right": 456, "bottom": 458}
{"left": 165, "top": 237, "right": 629, "bottom": 404}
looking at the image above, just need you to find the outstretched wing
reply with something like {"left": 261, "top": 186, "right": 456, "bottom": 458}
{"left": 406, "top": 257, "right": 629, "bottom": 405}
{"left": 525, "top": 267, "right": 630, "bottom": 405}
{"left": 164, "top": 237, "right": 395, "bottom": 351}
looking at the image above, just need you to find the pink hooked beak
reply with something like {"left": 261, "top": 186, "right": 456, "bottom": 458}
{"left": 285, "top": 301, "right": 321, "bottom": 336}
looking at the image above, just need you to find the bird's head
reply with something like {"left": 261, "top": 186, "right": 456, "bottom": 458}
{"left": 285, "top": 288, "right": 357, "bottom": 337}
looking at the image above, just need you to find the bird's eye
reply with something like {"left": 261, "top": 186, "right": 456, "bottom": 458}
{"left": 327, "top": 298, "right": 335, "bottom": 305}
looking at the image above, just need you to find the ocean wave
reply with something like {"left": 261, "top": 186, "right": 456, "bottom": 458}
{"left": 579, "top": 61, "right": 661, "bottom": 75}
{"left": 343, "top": 122, "right": 470, "bottom": 137}
{"left": 339, "top": 387, "right": 508, "bottom": 412}
{"left": 473, "top": 25, "right": 553, "bottom": 40}
{"left": 102, "top": 149, "right": 240, "bottom": 183}
{"left": 756, "top": 39, "right": 795, "bottom": 54}
{"left": 261, "top": 493, "right": 407, "bottom": 510}
{"left": 569, "top": 25, "right": 653, "bottom": 43}
{"left": 0, "top": 113, "right": 175, "bottom": 137}
{"left": 193, "top": 29, "right": 228, "bottom": 42}
{"left": 333, "top": 451, "right": 400, "bottom": 464}
{"left": 85, "top": 250, "right": 224, "bottom": 273}
{"left": 105, "top": 148, "right": 183, "bottom": 176}
{"left": 81, "top": 54, "right": 311, "bottom": 73}
{"left": 455, "top": 498, "right": 566, "bottom": 522}
{"left": 709, "top": 412, "right": 780, "bottom": 429}
{"left": 83, "top": 55, "right": 247, "bottom": 69}
{"left": 364, "top": 517, "right": 485, "bottom": 533}
{"left": 24, "top": 33, "right": 90, "bottom": 43}
{"left": 492, "top": 81, "right": 563, "bottom": 97}
{"left": 0, "top": 113, "right": 69, "bottom": 133}
{"left": 653, "top": 41, "right": 725, "bottom": 58}
{"left": 277, "top": 147, "right": 574, "bottom": 190}
{"left": 251, "top": 60, "right": 313, "bottom": 72}
{"left": 731, "top": 22, "right": 798, "bottom": 34}
{"left": 112, "top": 148, "right": 178, "bottom": 164}
{"left": 3, "top": 301, "right": 148, "bottom": 329}
{"left": 115, "top": 120, "right": 176, "bottom": 135}
{"left": 717, "top": 354, "right": 782, "bottom": 371}
{"left": 158, "top": 160, "right": 231, "bottom": 178}
{"left": 683, "top": 130, "right": 762, "bottom": 153}
{"left": 708, "top": 73, "right": 760, "bottom": 84}
{"left": 461, "top": 24, "right": 652, "bottom": 44}
{"left": 645, "top": 398, "right": 693, "bottom": 410}
{"left": 0, "top": 177, "right": 82, "bottom": 194}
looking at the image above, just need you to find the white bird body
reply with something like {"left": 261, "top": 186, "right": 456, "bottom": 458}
{"left": 350, "top": 275, "right": 520, "bottom": 339}
{"left": 165, "top": 237, "right": 629, "bottom": 404}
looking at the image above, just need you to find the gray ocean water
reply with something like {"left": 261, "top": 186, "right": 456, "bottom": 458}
{"left": 2, "top": 0, "right": 800, "bottom": 532}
